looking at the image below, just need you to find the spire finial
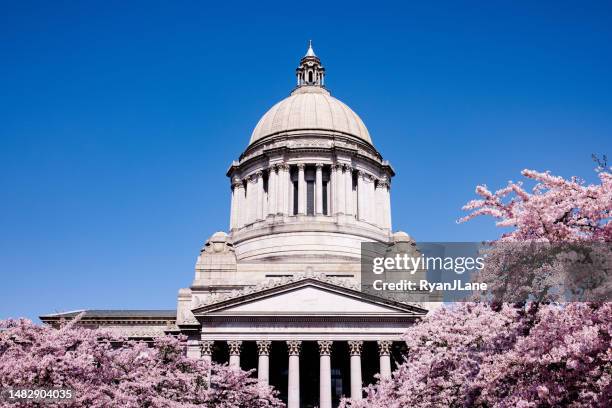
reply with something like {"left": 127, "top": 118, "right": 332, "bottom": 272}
{"left": 296, "top": 41, "right": 325, "bottom": 89}
{"left": 305, "top": 40, "right": 316, "bottom": 57}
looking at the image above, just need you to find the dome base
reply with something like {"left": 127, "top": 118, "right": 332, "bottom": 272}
{"left": 230, "top": 214, "right": 391, "bottom": 262}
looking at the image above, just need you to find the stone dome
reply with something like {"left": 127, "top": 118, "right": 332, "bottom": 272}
{"left": 227, "top": 43, "right": 395, "bottom": 265}
{"left": 249, "top": 86, "right": 372, "bottom": 145}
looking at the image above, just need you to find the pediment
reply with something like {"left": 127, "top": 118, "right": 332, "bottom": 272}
{"left": 192, "top": 278, "right": 426, "bottom": 317}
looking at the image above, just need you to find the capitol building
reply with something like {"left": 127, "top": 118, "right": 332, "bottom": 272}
{"left": 42, "top": 43, "right": 430, "bottom": 408}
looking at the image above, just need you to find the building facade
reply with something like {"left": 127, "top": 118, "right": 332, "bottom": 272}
{"left": 42, "top": 44, "right": 431, "bottom": 408}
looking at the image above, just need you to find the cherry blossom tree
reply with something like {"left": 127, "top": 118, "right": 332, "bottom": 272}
{"left": 341, "top": 302, "right": 611, "bottom": 408}
{"left": 341, "top": 303, "right": 522, "bottom": 408}
{"left": 0, "top": 317, "right": 283, "bottom": 408}
{"left": 342, "top": 166, "right": 611, "bottom": 408}
{"left": 458, "top": 168, "right": 611, "bottom": 243}
{"left": 459, "top": 168, "right": 612, "bottom": 304}
{"left": 475, "top": 302, "right": 611, "bottom": 407}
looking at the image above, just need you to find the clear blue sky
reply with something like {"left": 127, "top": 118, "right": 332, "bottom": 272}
{"left": 1, "top": 1, "right": 610, "bottom": 320}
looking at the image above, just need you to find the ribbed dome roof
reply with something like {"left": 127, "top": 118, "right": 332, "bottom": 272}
{"left": 249, "top": 86, "right": 372, "bottom": 145}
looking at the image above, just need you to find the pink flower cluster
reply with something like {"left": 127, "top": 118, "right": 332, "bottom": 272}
{"left": 458, "top": 168, "right": 611, "bottom": 242}
{"left": 342, "top": 166, "right": 611, "bottom": 407}
{"left": 459, "top": 168, "right": 612, "bottom": 303}
{"left": 342, "top": 302, "right": 611, "bottom": 408}
{"left": 0, "top": 318, "right": 283, "bottom": 408}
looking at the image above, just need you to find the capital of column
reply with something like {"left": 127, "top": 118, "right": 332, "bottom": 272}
{"left": 343, "top": 164, "right": 353, "bottom": 173}
{"left": 256, "top": 340, "right": 272, "bottom": 356}
{"left": 286, "top": 340, "right": 302, "bottom": 356}
{"left": 315, "top": 163, "right": 324, "bottom": 169}
{"left": 317, "top": 340, "right": 333, "bottom": 356}
{"left": 332, "top": 163, "right": 342, "bottom": 171}
{"left": 255, "top": 170, "right": 264, "bottom": 178}
{"left": 201, "top": 340, "right": 214, "bottom": 356}
{"left": 348, "top": 340, "right": 363, "bottom": 356}
{"left": 297, "top": 163, "right": 306, "bottom": 170}
{"left": 377, "top": 340, "right": 392, "bottom": 356}
{"left": 278, "top": 163, "right": 290, "bottom": 171}
{"left": 231, "top": 176, "right": 242, "bottom": 188}
{"left": 377, "top": 179, "right": 390, "bottom": 189}
{"left": 228, "top": 340, "right": 243, "bottom": 356}
{"left": 248, "top": 174, "right": 258, "bottom": 183}
{"left": 268, "top": 164, "right": 278, "bottom": 173}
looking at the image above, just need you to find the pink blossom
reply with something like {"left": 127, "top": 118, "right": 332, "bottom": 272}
{"left": 458, "top": 168, "right": 611, "bottom": 242}
{"left": 342, "top": 166, "right": 611, "bottom": 408}
{"left": 0, "top": 318, "right": 283, "bottom": 408}
{"left": 341, "top": 303, "right": 611, "bottom": 408}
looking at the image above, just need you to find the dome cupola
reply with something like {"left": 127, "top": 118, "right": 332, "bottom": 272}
{"left": 296, "top": 40, "right": 325, "bottom": 87}
{"left": 249, "top": 42, "right": 372, "bottom": 145}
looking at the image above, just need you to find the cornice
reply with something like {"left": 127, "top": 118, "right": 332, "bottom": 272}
{"left": 199, "top": 315, "right": 422, "bottom": 323}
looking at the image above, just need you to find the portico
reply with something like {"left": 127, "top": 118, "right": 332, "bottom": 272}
{"left": 197, "top": 339, "right": 395, "bottom": 407}
{"left": 187, "top": 276, "right": 425, "bottom": 407}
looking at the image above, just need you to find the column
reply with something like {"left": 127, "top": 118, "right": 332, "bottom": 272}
{"left": 367, "top": 175, "right": 376, "bottom": 223}
{"left": 384, "top": 180, "right": 392, "bottom": 229}
{"left": 297, "top": 164, "right": 306, "bottom": 215}
{"left": 268, "top": 166, "right": 277, "bottom": 217}
{"left": 256, "top": 340, "right": 272, "bottom": 385}
{"left": 201, "top": 340, "right": 214, "bottom": 364}
{"left": 362, "top": 174, "right": 370, "bottom": 223}
{"left": 344, "top": 165, "right": 353, "bottom": 216}
{"left": 330, "top": 164, "right": 338, "bottom": 215}
{"left": 336, "top": 165, "right": 345, "bottom": 215}
{"left": 318, "top": 341, "right": 332, "bottom": 408}
{"left": 315, "top": 163, "right": 323, "bottom": 215}
{"left": 286, "top": 340, "right": 302, "bottom": 408}
{"left": 348, "top": 341, "right": 363, "bottom": 400}
{"left": 378, "top": 179, "right": 391, "bottom": 229}
{"left": 186, "top": 339, "right": 201, "bottom": 359}
{"left": 357, "top": 171, "right": 366, "bottom": 221}
{"left": 262, "top": 174, "right": 268, "bottom": 218}
{"left": 326, "top": 174, "right": 331, "bottom": 215}
{"left": 375, "top": 179, "right": 386, "bottom": 228}
{"left": 277, "top": 164, "right": 288, "bottom": 215}
{"left": 229, "top": 183, "right": 236, "bottom": 230}
{"left": 246, "top": 175, "right": 257, "bottom": 224}
{"left": 201, "top": 340, "right": 214, "bottom": 384}
{"left": 228, "top": 340, "right": 242, "bottom": 369}
{"left": 256, "top": 171, "right": 264, "bottom": 221}
{"left": 233, "top": 180, "right": 245, "bottom": 229}
{"left": 288, "top": 166, "right": 294, "bottom": 215}
{"left": 378, "top": 340, "right": 392, "bottom": 380}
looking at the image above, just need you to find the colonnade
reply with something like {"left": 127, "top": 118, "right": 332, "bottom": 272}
{"left": 196, "top": 339, "right": 394, "bottom": 408}
{"left": 229, "top": 163, "right": 392, "bottom": 231}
